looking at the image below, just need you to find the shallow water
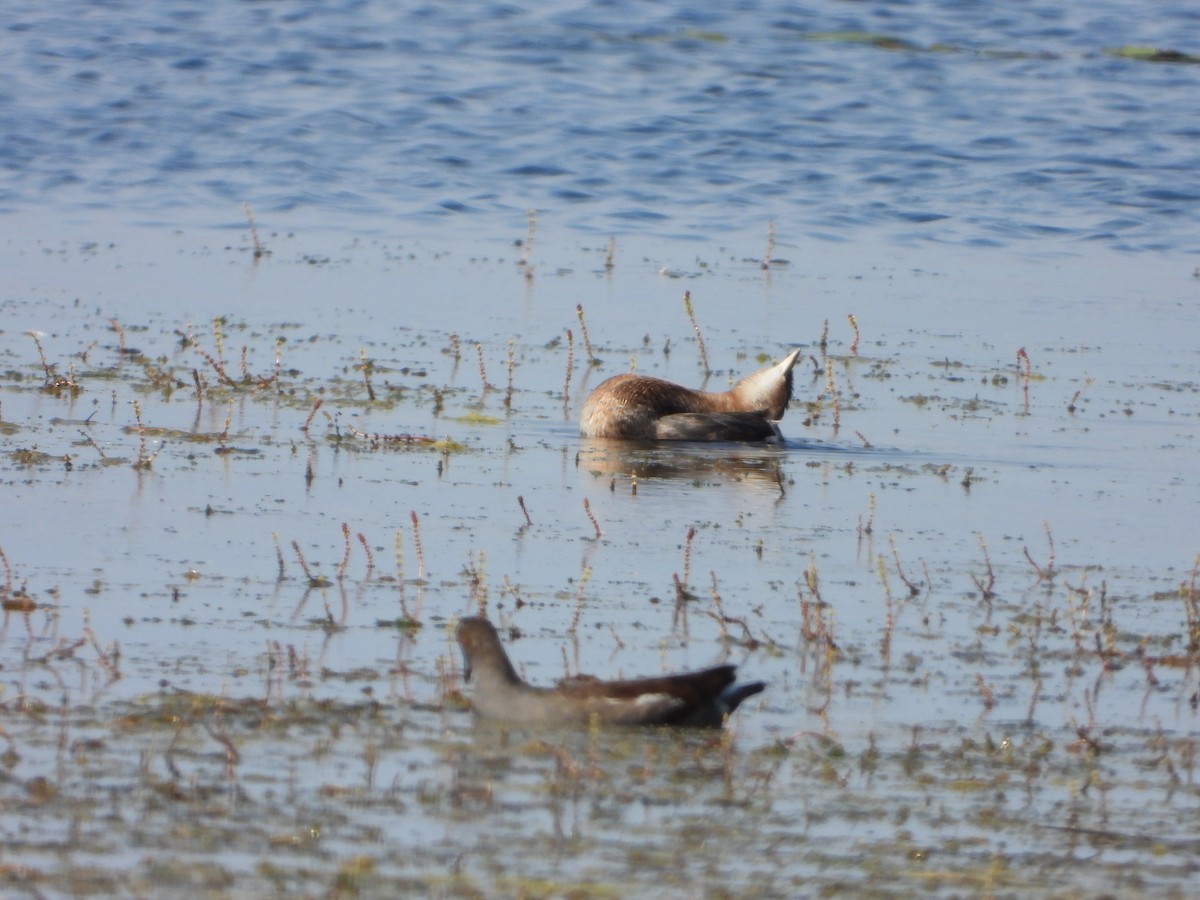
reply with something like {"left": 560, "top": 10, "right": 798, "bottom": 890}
{"left": 3, "top": 0, "right": 1200, "bottom": 896}
{"left": 2, "top": 227, "right": 1198, "bottom": 896}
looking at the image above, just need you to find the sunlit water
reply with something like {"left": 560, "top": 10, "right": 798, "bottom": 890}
{"left": 2, "top": 1, "right": 1200, "bottom": 896}
{"left": 3, "top": 0, "right": 1200, "bottom": 249}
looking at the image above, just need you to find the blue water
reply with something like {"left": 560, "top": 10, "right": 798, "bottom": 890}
{"left": 3, "top": 0, "right": 1199, "bottom": 249}
{"left": 3, "top": 5, "right": 1200, "bottom": 894}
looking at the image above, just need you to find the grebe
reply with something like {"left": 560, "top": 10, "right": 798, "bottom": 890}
{"left": 456, "top": 617, "right": 765, "bottom": 727}
{"left": 579, "top": 348, "right": 801, "bottom": 441}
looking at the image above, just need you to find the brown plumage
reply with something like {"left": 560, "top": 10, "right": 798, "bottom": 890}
{"left": 456, "top": 617, "right": 765, "bottom": 728}
{"left": 579, "top": 348, "right": 801, "bottom": 441}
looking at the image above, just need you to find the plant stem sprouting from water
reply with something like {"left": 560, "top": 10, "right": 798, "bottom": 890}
{"left": 1184, "top": 554, "right": 1200, "bottom": 654}
{"left": 857, "top": 492, "right": 876, "bottom": 549}
{"left": 110, "top": 318, "right": 127, "bottom": 356}
{"left": 682, "top": 526, "right": 696, "bottom": 592}
{"left": 563, "top": 328, "right": 575, "bottom": 409}
{"left": 131, "top": 400, "right": 163, "bottom": 469}
{"left": 569, "top": 563, "right": 591, "bottom": 634}
{"left": 301, "top": 398, "right": 322, "bottom": 434}
{"left": 0, "top": 545, "right": 12, "bottom": 601}
{"left": 976, "top": 674, "right": 995, "bottom": 710}
{"left": 877, "top": 552, "right": 894, "bottom": 670}
{"left": 971, "top": 533, "right": 996, "bottom": 603}
{"left": 291, "top": 540, "right": 330, "bottom": 588}
{"left": 338, "top": 522, "right": 352, "bottom": 582}
{"left": 824, "top": 359, "right": 841, "bottom": 434}
{"left": 359, "top": 348, "right": 375, "bottom": 402}
{"left": 682, "top": 291, "right": 711, "bottom": 375}
{"left": 888, "top": 534, "right": 922, "bottom": 598}
{"left": 504, "top": 338, "right": 515, "bottom": 409}
{"left": 271, "top": 533, "right": 286, "bottom": 580}
{"left": 243, "top": 202, "right": 266, "bottom": 259}
{"left": 582, "top": 498, "right": 601, "bottom": 539}
{"left": 1023, "top": 520, "right": 1056, "bottom": 582}
{"left": 517, "top": 208, "right": 536, "bottom": 278}
{"left": 475, "top": 343, "right": 489, "bottom": 395}
{"left": 217, "top": 399, "right": 233, "bottom": 448}
{"left": 576, "top": 304, "right": 597, "bottom": 365}
{"left": 1017, "top": 346, "right": 1032, "bottom": 411}
{"left": 410, "top": 511, "right": 425, "bottom": 582}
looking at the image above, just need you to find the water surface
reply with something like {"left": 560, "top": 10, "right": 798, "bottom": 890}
{"left": 2, "top": 1, "right": 1199, "bottom": 896}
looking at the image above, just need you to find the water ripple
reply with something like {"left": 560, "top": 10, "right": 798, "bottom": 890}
{"left": 1, "top": 0, "right": 1198, "bottom": 250}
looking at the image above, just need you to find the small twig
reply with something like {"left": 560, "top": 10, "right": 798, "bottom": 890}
{"left": 0, "top": 545, "right": 13, "bottom": 601}
{"left": 848, "top": 313, "right": 860, "bottom": 355}
{"left": 271, "top": 533, "right": 286, "bottom": 580}
{"left": 504, "top": 338, "right": 515, "bottom": 409}
{"left": 78, "top": 429, "right": 107, "bottom": 460}
{"left": 244, "top": 201, "right": 266, "bottom": 259}
{"left": 682, "top": 291, "right": 710, "bottom": 375}
{"left": 888, "top": 534, "right": 921, "bottom": 597}
{"left": 858, "top": 492, "right": 876, "bottom": 541}
{"left": 218, "top": 399, "right": 233, "bottom": 446}
{"left": 189, "top": 324, "right": 236, "bottom": 387}
{"left": 355, "top": 532, "right": 374, "bottom": 580}
{"left": 1017, "top": 347, "right": 1032, "bottom": 411}
{"left": 971, "top": 533, "right": 996, "bottom": 601}
{"left": 518, "top": 495, "right": 533, "bottom": 527}
{"left": 130, "top": 400, "right": 164, "bottom": 469}
{"left": 517, "top": 208, "right": 536, "bottom": 278}
{"left": 576, "top": 304, "right": 597, "bottom": 365}
{"left": 1022, "top": 520, "right": 1056, "bottom": 582}
{"left": 569, "top": 564, "right": 591, "bottom": 633}
{"left": 975, "top": 674, "right": 995, "bottom": 710}
{"left": 291, "top": 541, "right": 331, "bottom": 588}
{"left": 359, "top": 348, "right": 376, "bottom": 402}
{"left": 475, "top": 343, "right": 489, "bottom": 395}
{"left": 1025, "top": 676, "right": 1042, "bottom": 727}
{"left": 582, "top": 498, "right": 601, "bottom": 539}
{"left": 84, "top": 620, "right": 122, "bottom": 682}
{"left": 877, "top": 554, "right": 894, "bottom": 668}
{"left": 338, "top": 523, "right": 352, "bottom": 582}
{"left": 109, "top": 318, "right": 127, "bottom": 356}
{"left": 1066, "top": 374, "right": 1093, "bottom": 414}
{"left": 681, "top": 526, "right": 696, "bottom": 592}
{"left": 411, "top": 511, "right": 426, "bottom": 581}
{"left": 761, "top": 221, "right": 775, "bottom": 271}
{"left": 804, "top": 556, "right": 823, "bottom": 606}
{"left": 204, "top": 721, "right": 241, "bottom": 777}
{"left": 563, "top": 328, "right": 575, "bottom": 408}
{"left": 824, "top": 359, "right": 840, "bottom": 434}
{"left": 301, "top": 398, "right": 322, "bottom": 434}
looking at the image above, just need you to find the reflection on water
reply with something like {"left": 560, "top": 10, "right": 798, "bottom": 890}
{"left": 578, "top": 439, "right": 791, "bottom": 491}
